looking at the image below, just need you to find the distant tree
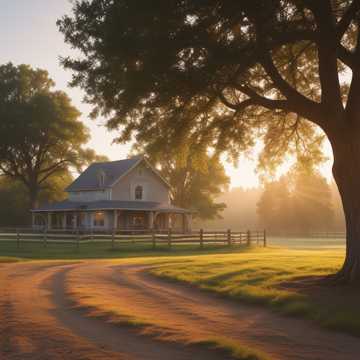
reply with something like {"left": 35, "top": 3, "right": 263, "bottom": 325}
{"left": 257, "top": 178, "right": 292, "bottom": 233}
{"left": 195, "top": 187, "right": 262, "bottom": 230}
{"left": 58, "top": 1, "right": 360, "bottom": 282}
{"left": 0, "top": 63, "right": 105, "bottom": 210}
{"left": 289, "top": 164, "right": 334, "bottom": 233}
{"left": 257, "top": 163, "right": 334, "bottom": 234}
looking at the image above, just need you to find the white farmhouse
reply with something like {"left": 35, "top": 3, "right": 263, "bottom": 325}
{"left": 31, "top": 156, "right": 192, "bottom": 232}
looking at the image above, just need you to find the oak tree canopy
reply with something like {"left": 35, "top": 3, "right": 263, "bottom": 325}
{"left": 58, "top": 0, "right": 360, "bottom": 283}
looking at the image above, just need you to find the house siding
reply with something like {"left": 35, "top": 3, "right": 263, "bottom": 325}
{"left": 68, "top": 189, "right": 111, "bottom": 202}
{"left": 111, "top": 164, "right": 170, "bottom": 203}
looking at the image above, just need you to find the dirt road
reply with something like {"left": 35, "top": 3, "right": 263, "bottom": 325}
{"left": 1, "top": 260, "right": 359, "bottom": 360}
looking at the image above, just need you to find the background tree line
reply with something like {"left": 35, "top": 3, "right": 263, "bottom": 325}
{"left": 195, "top": 165, "right": 345, "bottom": 234}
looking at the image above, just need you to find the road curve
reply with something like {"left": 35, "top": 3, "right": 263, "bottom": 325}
{"left": 1, "top": 260, "right": 360, "bottom": 360}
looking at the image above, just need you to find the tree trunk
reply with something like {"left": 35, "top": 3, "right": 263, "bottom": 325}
{"left": 28, "top": 185, "right": 39, "bottom": 211}
{"left": 331, "top": 132, "right": 360, "bottom": 284}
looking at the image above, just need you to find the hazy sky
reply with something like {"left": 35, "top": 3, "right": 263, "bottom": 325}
{"left": 0, "top": 0, "right": 333, "bottom": 188}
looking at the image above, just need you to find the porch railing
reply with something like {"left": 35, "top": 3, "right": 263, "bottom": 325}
{"left": 0, "top": 227, "right": 267, "bottom": 250}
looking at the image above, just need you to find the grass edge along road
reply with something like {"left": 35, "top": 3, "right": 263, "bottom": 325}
{"left": 150, "top": 248, "right": 360, "bottom": 337}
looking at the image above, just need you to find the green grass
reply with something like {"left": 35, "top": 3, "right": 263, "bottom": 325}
{"left": 0, "top": 256, "right": 21, "bottom": 263}
{"left": 149, "top": 247, "right": 360, "bottom": 336}
{"left": 0, "top": 239, "right": 251, "bottom": 260}
{"left": 196, "top": 337, "right": 271, "bottom": 360}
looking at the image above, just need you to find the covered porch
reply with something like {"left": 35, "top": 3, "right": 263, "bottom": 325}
{"left": 32, "top": 207, "right": 192, "bottom": 233}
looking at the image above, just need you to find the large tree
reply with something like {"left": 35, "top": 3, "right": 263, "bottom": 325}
{"left": 0, "top": 63, "right": 103, "bottom": 209}
{"left": 58, "top": 1, "right": 360, "bottom": 283}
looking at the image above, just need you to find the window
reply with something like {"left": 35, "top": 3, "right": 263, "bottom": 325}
{"left": 135, "top": 185, "right": 143, "bottom": 200}
{"left": 98, "top": 170, "right": 106, "bottom": 187}
{"left": 133, "top": 215, "right": 145, "bottom": 227}
{"left": 93, "top": 212, "right": 105, "bottom": 227}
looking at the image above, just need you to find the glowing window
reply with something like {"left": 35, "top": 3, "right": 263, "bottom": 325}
{"left": 93, "top": 212, "right": 105, "bottom": 227}
{"left": 135, "top": 185, "right": 143, "bottom": 200}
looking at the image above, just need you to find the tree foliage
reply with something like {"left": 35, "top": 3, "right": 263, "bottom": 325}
{"left": 0, "top": 63, "right": 105, "bottom": 209}
{"left": 0, "top": 171, "right": 72, "bottom": 226}
{"left": 57, "top": 0, "right": 337, "bottom": 168}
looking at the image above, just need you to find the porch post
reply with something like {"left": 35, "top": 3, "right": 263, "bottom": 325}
{"left": 113, "top": 210, "right": 118, "bottom": 230}
{"left": 32, "top": 212, "right": 35, "bottom": 229}
{"left": 73, "top": 213, "right": 77, "bottom": 229}
{"left": 185, "top": 213, "right": 192, "bottom": 234}
{"left": 149, "top": 211, "right": 154, "bottom": 230}
{"left": 153, "top": 212, "right": 158, "bottom": 230}
{"left": 47, "top": 212, "right": 52, "bottom": 230}
{"left": 166, "top": 213, "right": 171, "bottom": 230}
{"left": 89, "top": 212, "right": 94, "bottom": 229}
{"left": 62, "top": 213, "right": 66, "bottom": 229}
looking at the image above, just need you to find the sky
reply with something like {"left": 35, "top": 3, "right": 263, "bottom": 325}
{"left": 0, "top": 0, "right": 333, "bottom": 188}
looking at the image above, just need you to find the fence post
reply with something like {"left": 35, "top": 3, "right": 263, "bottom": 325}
{"left": 200, "top": 228, "right": 204, "bottom": 248}
{"left": 16, "top": 228, "right": 20, "bottom": 248}
{"left": 168, "top": 228, "right": 172, "bottom": 248}
{"left": 263, "top": 229, "right": 267, "bottom": 247}
{"left": 227, "top": 229, "right": 231, "bottom": 246}
{"left": 112, "top": 228, "right": 115, "bottom": 249}
{"left": 247, "top": 230, "right": 251, "bottom": 247}
{"left": 152, "top": 229, "right": 156, "bottom": 249}
{"left": 43, "top": 228, "right": 47, "bottom": 248}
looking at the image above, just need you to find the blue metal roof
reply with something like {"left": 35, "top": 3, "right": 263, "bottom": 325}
{"left": 66, "top": 157, "right": 142, "bottom": 192}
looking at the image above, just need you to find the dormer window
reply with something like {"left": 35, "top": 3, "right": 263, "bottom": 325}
{"left": 135, "top": 185, "right": 143, "bottom": 200}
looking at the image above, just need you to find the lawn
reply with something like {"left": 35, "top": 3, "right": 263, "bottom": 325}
{"left": 150, "top": 247, "right": 360, "bottom": 336}
{"left": 0, "top": 239, "right": 249, "bottom": 261}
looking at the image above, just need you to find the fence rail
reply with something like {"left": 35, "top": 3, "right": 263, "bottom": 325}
{"left": 0, "top": 227, "right": 267, "bottom": 250}
{"left": 269, "top": 231, "right": 346, "bottom": 239}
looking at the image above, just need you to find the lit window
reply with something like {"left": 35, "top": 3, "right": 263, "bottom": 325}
{"left": 135, "top": 185, "right": 143, "bottom": 200}
{"left": 93, "top": 212, "right": 105, "bottom": 227}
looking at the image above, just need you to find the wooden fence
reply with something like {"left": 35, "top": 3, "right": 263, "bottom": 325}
{"left": 270, "top": 231, "right": 346, "bottom": 239}
{"left": 0, "top": 228, "right": 267, "bottom": 250}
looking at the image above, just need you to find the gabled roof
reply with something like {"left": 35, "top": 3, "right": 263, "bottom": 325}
{"left": 66, "top": 156, "right": 170, "bottom": 192}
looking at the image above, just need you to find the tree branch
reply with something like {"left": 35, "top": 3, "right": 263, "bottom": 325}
{"left": 337, "top": 0, "right": 360, "bottom": 40}
{"left": 218, "top": 91, "right": 255, "bottom": 111}
{"left": 306, "top": 0, "right": 344, "bottom": 115}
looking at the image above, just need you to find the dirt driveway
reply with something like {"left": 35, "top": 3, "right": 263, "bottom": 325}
{"left": 1, "top": 260, "right": 359, "bottom": 360}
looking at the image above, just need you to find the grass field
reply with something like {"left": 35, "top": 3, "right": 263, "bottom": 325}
{"left": 149, "top": 247, "right": 360, "bottom": 336}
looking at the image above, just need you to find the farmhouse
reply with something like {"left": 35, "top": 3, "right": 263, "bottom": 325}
{"left": 31, "top": 156, "right": 192, "bottom": 232}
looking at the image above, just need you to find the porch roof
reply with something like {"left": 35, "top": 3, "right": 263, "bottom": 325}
{"left": 32, "top": 200, "right": 191, "bottom": 214}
